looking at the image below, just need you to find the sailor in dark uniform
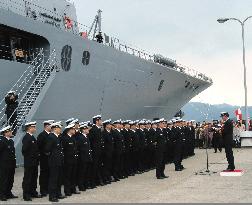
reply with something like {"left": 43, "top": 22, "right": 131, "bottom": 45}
{"left": 122, "top": 120, "right": 134, "bottom": 176}
{"left": 76, "top": 123, "right": 93, "bottom": 191}
{"left": 0, "top": 126, "right": 18, "bottom": 201}
{"left": 129, "top": 121, "right": 140, "bottom": 174}
{"left": 220, "top": 112, "right": 235, "bottom": 171}
{"left": 45, "top": 122, "right": 65, "bottom": 202}
{"left": 101, "top": 119, "right": 114, "bottom": 183}
{"left": 154, "top": 119, "right": 168, "bottom": 179}
{"left": 37, "top": 120, "right": 54, "bottom": 197}
{"left": 61, "top": 122, "right": 80, "bottom": 196}
{"left": 172, "top": 120, "right": 185, "bottom": 171}
{"left": 22, "top": 121, "right": 40, "bottom": 201}
{"left": 136, "top": 120, "right": 147, "bottom": 172}
{"left": 5, "top": 91, "right": 18, "bottom": 134}
{"left": 112, "top": 120, "right": 125, "bottom": 180}
{"left": 89, "top": 115, "right": 104, "bottom": 186}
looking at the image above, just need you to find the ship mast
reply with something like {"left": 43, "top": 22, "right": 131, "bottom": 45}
{"left": 88, "top": 9, "right": 102, "bottom": 40}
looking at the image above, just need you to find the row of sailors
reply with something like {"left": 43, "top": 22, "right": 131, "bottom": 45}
{"left": 0, "top": 115, "right": 196, "bottom": 202}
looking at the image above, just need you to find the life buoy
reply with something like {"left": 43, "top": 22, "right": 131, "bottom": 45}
{"left": 64, "top": 16, "right": 73, "bottom": 29}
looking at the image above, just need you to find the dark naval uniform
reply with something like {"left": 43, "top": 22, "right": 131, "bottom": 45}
{"left": 88, "top": 125, "right": 103, "bottom": 185}
{"left": 61, "top": 133, "right": 79, "bottom": 195}
{"left": 45, "top": 133, "right": 64, "bottom": 201}
{"left": 154, "top": 128, "right": 167, "bottom": 178}
{"left": 76, "top": 132, "right": 92, "bottom": 190}
{"left": 22, "top": 133, "right": 40, "bottom": 200}
{"left": 172, "top": 126, "right": 184, "bottom": 170}
{"left": 112, "top": 128, "right": 124, "bottom": 179}
{"left": 122, "top": 128, "right": 133, "bottom": 175}
{"left": 130, "top": 129, "right": 140, "bottom": 174}
{"left": 136, "top": 129, "right": 147, "bottom": 172}
{"left": 102, "top": 129, "right": 114, "bottom": 182}
{"left": 222, "top": 119, "right": 235, "bottom": 170}
{"left": 37, "top": 130, "right": 50, "bottom": 195}
{"left": 0, "top": 136, "right": 16, "bottom": 200}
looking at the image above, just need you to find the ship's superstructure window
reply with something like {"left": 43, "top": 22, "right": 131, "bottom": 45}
{"left": 0, "top": 24, "right": 49, "bottom": 64}
{"left": 82, "top": 51, "right": 90, "bottom": 66}
{"left": 61, "top": 45, "right": 72, "bottom": 71}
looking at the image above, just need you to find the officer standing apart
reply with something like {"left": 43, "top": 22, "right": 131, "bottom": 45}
{"left": 37, "top": 120, "right": 54, "bottom": 197}
{"left": 0, "top": 126, "right": 18, "bottom": 201}
{"left": 220, "top": 112, "right": 235, "bottom": 171}
{"left": 22, "top": 122, "right": 40, "bottom": 201}
{"left": 45, "top": 122, "right": 65, "bottom": 202}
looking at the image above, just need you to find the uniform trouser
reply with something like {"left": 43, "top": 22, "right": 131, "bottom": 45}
{"left": 63, "top": 163, "right": 77, "bottom": 194}
{"left": 77, "top": 161, "right": 88, "bottom": 188}
{"left": 48, "top": 166, "right": 62, "bottom": 199}
{"left": 138, "top": 149, "right": 144, "bottom": 171}
{"left": 155, "top": 150, "right": 165, "bottom": 177}
{"left": 174, "top": 143, "right": 183, "bottom": 168}
{"left": 103, "top": 153, "right": 113, "bottom": 180}
{"left": 225, "top": 144, "right": 235, "bottom": 169}
{"left": 113, "top": 152, "right": 122, "bottom": 178}
{"left": 0, "top": 166, "right": 15, "bottom": 197}
{"left": 22, "top": 166, "right": 38, "bottom": 197}
{"left": 39, "top": 156, "right": 49, "bottom": 194}
{"left": 92, "top": 152, "right": 102, "bottom": 183}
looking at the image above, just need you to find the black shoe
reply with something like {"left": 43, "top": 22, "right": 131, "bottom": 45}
{"left": 157, "top": 176, "right": 165, "bottom": 179}
{"left": 225, "top": 168, "right": 235, "bottom": 171}
{"left": 58, "top": 195, "right": 66, "bottom": 199}
{"left": 49, "top": 198, "right": 59, "bottom": 202}
{"left": 31, "top": 193, "right": 42, "bottom": 198}
{"left": 23, "top": 197, "right": 32, "bottom": 201}
{"left": 6, "top": 194, "right": 18, "bottom": 199}
{"left": 0, "top": 197, "right": 7, "bottom": 201}
{"left": 162, "top": 175, "right": 169, "bottom": 178}
{"left": 65, "top": 193, "right": 72, "bottom": 197}
{"left": 72, "top": 191, "right": 81, "bottom": 194}
{"left": 175, "top": 168, "right": 183, "bottom": 171}
{"left": 40, "top": 193, "right": 47, "bottom": 197}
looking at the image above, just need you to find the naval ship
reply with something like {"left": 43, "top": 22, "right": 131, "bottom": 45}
{"left": 0, "top": 0, "right": 212, "bottom": 165}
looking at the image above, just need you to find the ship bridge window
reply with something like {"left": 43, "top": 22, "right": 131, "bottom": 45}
{"left": 0, "top": 24, "right": 50, "bottom": 64}
{"left": 82, "top": 51, "right": 90, "bottom": 66}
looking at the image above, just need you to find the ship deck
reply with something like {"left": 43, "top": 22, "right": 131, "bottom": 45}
{"left": 3, "top": 148, "right": 251, "bottom": 204}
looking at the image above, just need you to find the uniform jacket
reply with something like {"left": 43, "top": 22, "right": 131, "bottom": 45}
{"left": 22, "top": 133, "right": 39, "bottom": 167}
{"left": 61, "top": 133, "right": 78, "bottom": 164}
{"left": 75, "top": 133, "right": 92, "bottom": 163}
{"left": 0, "top": 136, "right": 16, "bottom": 167}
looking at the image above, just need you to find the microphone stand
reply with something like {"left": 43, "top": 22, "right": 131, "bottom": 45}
{"left": 195, "top": 132, "right": 217, "bottom": 176}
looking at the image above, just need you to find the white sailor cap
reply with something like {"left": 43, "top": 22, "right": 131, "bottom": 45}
{"left": 0, "top": 125, "right": 12, "bottom": 133}
{"left": 122, "top": 120, "right": 131, "bottom": 125}
{"left": 159, "top": 118, "right": 165, "bottom": 123}
{"left": 51, "top": 121, "right": 62, "bottom": 129}
{"left": 135, "top": 120, "right": 140, "bottom": 124}
{"left": 139, "top": 120, "right": 146, "bottom": 125}
{"left": 65, "top": 123, "right": 76, "bottom": 129}
{"left": 129, "top": 121, "right": 135, "bottom": 125}
{"left": 43, "top": 120, "right": 55, "bottom": 125}
{"left": 80, "top": 123, "right": 89, "bottom": 129}
{"left": 103, "top": 119, "right": 112, "bottom": 125}
{"left": 72, "top": 119, "right": 79, "bottom": 124}
{"left": 65, "top": 118, "right": 75, "bottom": 125}
{"left": 113, "top": 119, "right": 122, "bottom": 125}
{"left": 220, "top": 112, "right": 229, "bottom": 117}
{"left": 25, "top": 121, "right": 37, "bottom": 127}
{"left": 146, "top": 120, "right": 152, "bottom": 124}
{"left": 92, "top": 115, "right": 102, "bottom": 120}
{"left": 7, "top": 90, "right": 16, "bottom": 94}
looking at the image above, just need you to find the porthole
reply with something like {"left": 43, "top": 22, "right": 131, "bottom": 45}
{"left": 61, "top": 45, "right": 72, "bottom": 71}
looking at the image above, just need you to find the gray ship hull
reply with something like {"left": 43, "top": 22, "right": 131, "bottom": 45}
{"left": 0, "top": 7, "right": 211, "bottom": 125}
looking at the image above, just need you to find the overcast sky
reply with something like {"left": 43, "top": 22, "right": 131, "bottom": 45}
{"left": 74, "top": 0, "right": 252, "bottom": 106}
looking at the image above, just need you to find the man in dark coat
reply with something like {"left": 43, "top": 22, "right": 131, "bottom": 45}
{"left": 112, "top": 120, "right": 125, "bottom": 180}
{"left": 154, "top": 119, "right": 168, "bottom": 179}
{"left": 101, "top": 120, "right": 114, "bottom": 183}
{"left": 0, "top": 126, "right": 18, "bottom": 201}
{"left": 45, "top": 122, "right": 65, "bottom": 202}
{"left": 129, "top": 121, "right": 140, "bottom": 174}
{"left": 5, "top": 91, "right": 18, "bottom": 134}
{"left": 89, "top": 115, "right": 104, "bottom": 186}
{"left": 221, "top": 112, "right": 235, "bottom": 171}
{"left": 37, "top": 120, "right": 54, "bottom": 197}
{"left": 22, "top": 122, "right": 40, "bottom": 201}
{"left": 76, "top": 123, "right": 93, "bottom": 191}
{"left": 61, "top": 123, "right": 80, "bottom": 196}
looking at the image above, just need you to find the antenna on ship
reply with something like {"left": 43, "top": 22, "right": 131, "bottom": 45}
{"left": 88, "top": 9, "right": 103, "bottom": 41}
